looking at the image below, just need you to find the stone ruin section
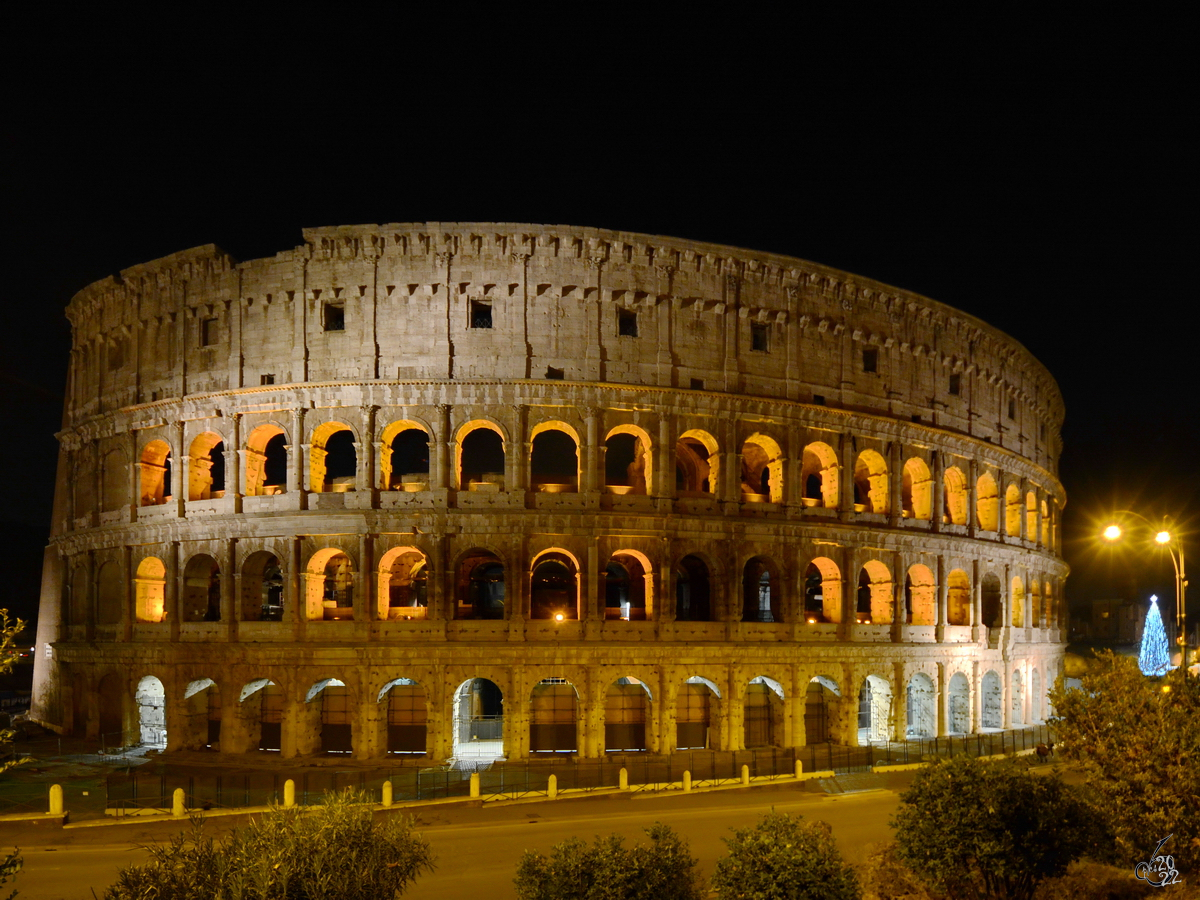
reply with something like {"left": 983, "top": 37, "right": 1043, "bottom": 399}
{"left": 30, "top": 223, "right": 1067, "bottom": 760}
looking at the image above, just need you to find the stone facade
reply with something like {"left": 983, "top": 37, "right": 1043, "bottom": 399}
{"left": 31, "top": 223, "right": 1068, "bottom": 762}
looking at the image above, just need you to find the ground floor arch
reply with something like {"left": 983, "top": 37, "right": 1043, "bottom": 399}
{"left": 604, "top": 677, "right": 651, "bottom": 751}
{"left": 183, "top": 677, "right": 221, "bottom": 751}
{"left": 452, "top": 678, "right": 504, "bottom": 761}
{"left": 136, "top": 675, "right": 166, "bottom": 748}
{"left": 379, "top": 678, "right": 427, "bottom": 755}
{"left": 803, "top": 676, "right": 841, "bottom": 744}
{"left": 858, "top": 674, "right": 893, "bottom": 743}
{"left": 981, "top": 670, "right": 1003, "bottom": 729}
{"left": 947, "top": 672, "right": 971, "bottom": 734}
{"left": 677, "top": 677, "right": 720, "bottom": 749}
{"left": 905, "top": 672, "right": 935, "bottom": 738}
{"left": 743, "top": 676, "right": 785, "bottom": 748}
{"left": 529, "top": 678, "right": 579, "bottom": 753}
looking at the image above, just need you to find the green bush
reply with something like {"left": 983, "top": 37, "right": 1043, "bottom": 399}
{"left": 514, "top": 822, "right": 702, "bottom": 900}
{"left": 711, "top": 811, "right": 861, "bottom": 900}
{"left": 891, "top": 756, "right": 1095, "bottom": 900}
{"left": 102, "top": 789, "right": 434, "bottom": 899}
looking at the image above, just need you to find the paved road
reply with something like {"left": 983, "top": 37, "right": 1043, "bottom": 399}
{"left": 10, "top": 783, "right": 905, "bottom": 899}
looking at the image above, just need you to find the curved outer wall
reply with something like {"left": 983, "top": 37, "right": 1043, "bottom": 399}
{"left": 32, "top": 223, "right": 1067, "bottom": 759}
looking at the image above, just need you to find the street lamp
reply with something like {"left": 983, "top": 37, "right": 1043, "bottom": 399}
{"left": 1103, "top": 512, "right": 1190, "bottom": 673}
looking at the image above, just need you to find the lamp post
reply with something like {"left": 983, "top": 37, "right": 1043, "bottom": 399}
{"left": 1103, "top": 512, "right": 1189, "bottom": 673}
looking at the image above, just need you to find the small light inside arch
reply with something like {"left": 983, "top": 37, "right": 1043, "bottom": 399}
{"left": 554, "top": 613, "right": 564, "bottom": 622}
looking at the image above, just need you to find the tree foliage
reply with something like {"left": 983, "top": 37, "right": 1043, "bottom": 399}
{"left": 1050, "top": 650, "right": 1200, "bottom": 873}
{"left": 102, "top": 789, "right": 434, "bottom": 899}
{"left": 891, "top": 756, "right": 1095, "bottom": 900}
{"left": 711, "top": 810, "right": 861, "bottom": 900}
{"left": 514, "top": 823, "right": 702, "bottom": 900}
{"left": 0, "top": 610, "right": 27, "bottom": 900}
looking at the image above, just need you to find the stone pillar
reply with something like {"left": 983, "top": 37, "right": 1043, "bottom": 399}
{"left": 173, "top": 421, "right": 186, "bottom": 516}
{"left": 936, "top": 555, "right": 948, "bottom": 641}
{"left": 288, "top": 407, "right": 306, "bottom": 507}
{"left": 966, "top": 458, "right": 977, "bottom": 537}
{"left": 839, "top": 433, "right": 855, "bottom": 516}
{"left": 582, "top": 407, "right": 600, "bottom": 494}
{"left": 358, "top": 535, "right": 374, "bottom": 623}
{"left": 507, "top": 404, "right": 527, "bottom": 493}
{"left": 931, "top": 451, "right": 944, "bottom": 533}
{"left": 228, "top": 413, "right": 243, "bottom": 513}
{"left": 657, "top": 415, "right": 673, "bottom": 498}
{"left": 121, "top": 545, "right": 133, "bottom": 642}
{"left": 360, "top": 405, "right": 377, "bottom": 504}
{"left": 971, "top": 660, "right": 981, "bottom": 733}
{"left": 936, "top": 662, "right": 947, "bottom": 737}
{"left": 431, "top": 405, "right": 451, "bottom": 491}
{"left": 166, "top": 542, "right": 180, "bottom": 640}
{"left": 892, "top": 662, "right": 906, "bottom": 742}
{"left": 888, "top": 441, "right": 902, "bottom": 526}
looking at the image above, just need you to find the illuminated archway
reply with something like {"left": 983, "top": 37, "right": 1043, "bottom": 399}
{"left": 187, "top": 431, "right": 226, "bottom": 501}
{"left": 740, "top": 434, "right": 783, "bottom": 502}
{"left": 604, "top": 425, "right": 652, "bottom": 495}
{"left": 134, "top": 557, "right": 166, "bottom": 623}
{"left": 139, "top": 440, "right": 172, "bottom": 506}
{"left": 800, "top": 442, "right": 839, "bottom": 508}
{"left": 901, "top": 457, "right": 932, "bottom": 520}
{"left": 943, "top": 466, "right": 967, "bottom": 525}
{"left": 803, "top": 557, "right": 842, "bottom": 623}
{"left": 675, "top": 430, "right": 718, "bottom": 494}
{"left": 975, "top": 472, "right": 999, "bottom": 531}
{"left": 377, "top": 547, "right": 428, "bottom": 620}
{"left": 854, "top": 450, "right": 889, "bottom": 514}
{"left": 245, "top": 424, "right": 287, "bottom": 496}
{"left": 904, "top": 564, "right": 936, "bottom": 626}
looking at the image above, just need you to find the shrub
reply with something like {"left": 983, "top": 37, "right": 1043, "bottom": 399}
{"left": 1, "top": 610, "right": 26, "bottom": 900}
{"left": 860, "top": 843, "right": 934, "bottom": 900}
{"left": 891, "top": 756, "right": 1095, "bottom": 900}
{"left": 514, "top": 822, "right": 702, "bottom": 900}
{"left": 711, "top": 811, "right": 861, "bottom": 900}
{"left": 102, "top": 789, "right": 434, "bottom": 899}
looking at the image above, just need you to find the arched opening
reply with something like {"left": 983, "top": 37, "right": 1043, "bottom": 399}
{"left": 306, "top": 549, "right": 354, "bottom": 621}
{"left": 97, "top": 561, "right": 122, "bottom": 625}
{"left": 1030, "top": 668, "right": 1043, "bottom": 723}
{"left": 853, "top": 449, "right": 889, "bottom": 514}
{"left": 101, "top": 449, "right": 128, "bottom": 511}
{"left": 240, "top": 679, "right": 283, "bottom": 752}
{"left": 136, "top": 675, "right": 166, "bottom": 748}
{"left": 800, "top": 442, "right": 839, "bottom": 508}
{"left": 530, "top": 427, "right": 579, "bottom": 493}
{"left": 184, "top": 678, "right": 220, "bottom": 750}
{"left": 947, "top": 569, "right": 971, "bottom": 626}
{"left": 943, "top": 466, "right": 967, "bottom": 525}
{"left": 379, "top": 678, "right": 427, "bottom": 755}
{"left": 975, "top": 472, "right": 999, "bottom": 531}
{"left": 981, "top": 573, "right": 1002, "bottom": 628}
{"left": 804, "top": 676, "right": 840, "bottom": 744}
{"left": 241, "top": 551, "right": 283, "bottom": 621}
{"left": 743, "top": 676, "right": 784, "bottom": 748}
{"left": 857, "top": 561, "right": 893, "bottom": 624}
{"left": 1043, "top": 581, "right": 1054, "bottom": 630}
{"left": 182, "top": 554, "right": 221, "bottom": 622}
{"left": 529, "top": 679, "right": 579, "bottom": 753}
{"left": 981, "top": 670, "right": 1002, "bottom": 729}
{"left": 69, "top": 563, "right": 89, "bottom": 627}
{"left": 452, "top": 678, "right": 504, "bottom": 761}
{"left": 905, "top": 565, "right": 936, "bottom": 626}
{"left": 1040, "top": 501, "right": 1050, "bottom": 547}
{"left": 455, "top": 550, "right": 506, "bottom": 619}
{"left": 604, "top": 551, "right": 649, "bottom": 621}
{"left": 310, "top": 424, "right": 357, "bottom": 492}
{"left": 530, "top": 552, "right": 578, "bottom": 620}
{"left": 803, "top": 558, "right": 842, "bottom": 623}
{"left": 675, "top": 430, "right": 718, "bottom": 495}
{"left": 1011, "top": 669, "right": 1025, "bottom": 726}
{"left": 98, "top": 672, "right": 125, "bottom": 746}
{"left": 1005, "top": 483, "right": 1022, "bottom": 536}
{"left": 139, "top": 440, "right": 172, "bottom": 506}
{"left": 604, "top": 427, "right": 650, "bottom": 495}
{"left": 739, "top": 434, "right": 782, "bottom": 503}
{"left": 307, "top": 678, "right": 352, "bottom": 755}
{"left": 377, "top": 547, "right": 428, "bottom": 620}
{"left": 381, "top": 425, "right": 429, "bottom": 491}
{"left": 948, "top": 672, "right": 971, "bottom": 734}
{"left": 459, "top": 424, "right": 505, "bottom": 491}
{"left": 1031, "top": 580, "right": 1043, "bottom": 627}
{"left": 134, "top": 557, "right": 166, "bottom": 623}
{"left": 1025, "top": 492, "right": 1038, "bottom": 541}
{"left": 1011, "top": 577, "right": 1026, "bottom": 627}
{"left": 604, "top": 677, "right": 651, "bottom": 751}
{"left": 187, "top": 432, "right": 226, "bottom": 501}
{"left": 246, "top": 425, "right": 288, "bottom": 496}
{"left": 677, "top": 677, "right": 720, "bottom": 749}
{"left": 741, "top": 556, "right": 780, "bottom": 623}
{"left": 858, "top": 674, "right": 893, "bottom": 744}
{"left": 905, "top": 672, "right": 935, "bottom": 738}
{"left": 901, "top": 457, "right": 932, "bottom": 520}
{"left": 674, "top": 554, "right": 712, "bottom": 622}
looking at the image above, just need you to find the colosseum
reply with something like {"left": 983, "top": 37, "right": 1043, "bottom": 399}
{"left": 30, "top": 222, "right": 1066, "bottom": 764}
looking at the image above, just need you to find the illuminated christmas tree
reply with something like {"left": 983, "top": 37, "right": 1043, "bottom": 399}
{"left": 1138, "top": 595, "right": 1171, "bottom": 676}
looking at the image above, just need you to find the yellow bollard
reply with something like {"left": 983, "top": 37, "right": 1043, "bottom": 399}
{"left": 382, "top": 780, "right": 393, "bottom": 807}
{"left": 283, "top": 779, "right": 296, "bottom": 808}
{"left": 172, "top": 788, "right": 185, "bottom": 818}
{"left": 795, "top": 759, "right": 804, "bottom": 778}
{"left": 470, "top": 772, "right": 480, "bottom": 798}
{"left": 741, "top": 764, "right": 750, "bottom": 786}
{"left": 619, "top": 767, "right": 628, "bottom": 790}
{"left": 548, "top": 774, "right": 558, "bottom": 800}
{"left": 49, "top": 784, "right": 64, "bottom": 816}
{"left": 683, "top": 770, "right": 692, "bottom": 792}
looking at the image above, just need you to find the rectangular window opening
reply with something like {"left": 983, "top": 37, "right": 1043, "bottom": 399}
{"left": 471, "top": 299, "right": 493, "bottom": 329}
{"left": 813, "top": 394, "right": 826, "bottom": 406}
{"left": 862, "top": 347, "right": 878, "bottom": 373}
{"left": 949, "top": 373, "right": 961, "bottom": 396}
{"left": 261, "top": 374, "right": 276, "bottom": 386}
{"left": 618, "top": 309, "right": 638, "bottom": 337}
{"left": 323, "top": 303, "right": 345, "bottom": 332}
{"left": 545, "top": 366, "right": 564, "bottom": 380}
{"left": 1008, "top": 398, "right": 1016, "bottom": 420}
{"left": 200, "top": 318, "right": 218, "bottom": 347}
{"left": 690, "top": 378, "right": 705, "bottom": 390}
{"left": 751, "top": 323, "right": 769, "bottom": 352}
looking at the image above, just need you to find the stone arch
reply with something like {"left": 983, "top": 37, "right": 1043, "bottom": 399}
{"left": 1031, "top": 580, "right": 1043, "bottom": 627}
{"left": 1011, "top": 668, "right": 1025, "bottom": 725}
{"left": 139, "top": 439, "right": 172, "bottom": 506}
{"left": 742, "top": 555, "right": 782, "bottom": 623}
{"left": 378, "top": 677, "right": 427, "bottom": 755}
{"left": 530, "top": 422, "right": 580, "bottom": 492}
{"left": 604, "top": 424, "right": 652, "bottom": 495}
{"left": 529, "top": 678, "right": 580, "bottom": 753}
{"left": 943, "top": 466, "right": 968, "bottom": 525}
{"left": 901, "top": 457, "right": 932, "bottom": 520}
{"left": 136, "top": 675, "right": 166, "bottom": 748}
{"left": 905, "top": 672, "right": 936, "bottom": 738}
{"left": 980, "top": 670, "right": 1002, "bottom": 729}
{"left": 803, "top": 557, "right": 842, "bottom": 623}
{"left": 101, "top": 447, "right": 129, "bottom": 511}
{"left": 97, "top": 671, "right": 126, "bottom": 745}
{"left": 182, "top": 553, "right": 221, "bottom": 623}
{"left": 1005, "top": 483, "right": 1022, "bottom": 536}
{"left": 454, "top": 548, "right": 506, "bottom": 619}
{"left": 674, "top": 553, "right": 713, "bottom": 622}
{"left": 1030, "top": 668, "right": 1043, "bottom": 723}
{"left": 134, "top": 556, "right": 166, "bottom": 623}
{"left": 800, "top": 442, "right": 839, "bottom": 508}
{"left": 858, "top": 674, "right": 893, "bottom": 743}
{"left": 309, "top": 421, "right": 357, "bottom": 492}
{"left": 307, "top": 678, "right": 353, "bottom": 754}
{"left": 854, "top": 449, "right": 889, "bottom": 514}
{"left": 452, "top": 677, "right": 504, "bottom": 761}
{"left": 675, "top": 429, "right": 719, "bottom": 494}
{"left": 804, "top": 676, "right": 841, "bottom": 744}
{"left": 1040, "top": 500, "right": 1050, "bottom": 546}
{"left": 1025, "top": 491, "right": 1038, "bottom": 540}
{"left": 241, "top": 550, "right": 284, "bottom": 621}
{"left": 377, "top": 546, "right": 428, "bottom": 620}
{"left": 245, "top": 424, "right": 288, "bottom": 496}
{"left": 740, "top": 433, "right": 783, "bottom": 503}
{"left": 981, "top": 572, "right": 1003, "bottom": 627}
{"left": 187, "top": 431, "right": 226, "bottom": 501}
{"left": 947, "top": 568, "right": 971, "bottom": 626}
{"left": 239, "top": 679, "right": 283, "bottom": 752}
{"left": 604, "top": 676, "right": 652, "bottom": 752}
{"left": 605, "top": 549, "right": 651, "bottom": 621}
{"left": 183, "top": 678, "right": 221, "bottom": 751}
{"left": 947, "top": 671, "right": 971, "bottom": 733}
{"left": 1043, "top": 580, "right": 1054, "bottom": 629}
{"left": 744, "top": 676, "right": 785, "bottom": 748}
{"left": 530, "top": 550, "right": 580, "bottom": 620}
{"left": 455, "top": 419, "right": 507, "bottom": 491}
{"left": 975, "top": 471, "right": 999, "bottom": 531}
{"left": 677, "top": 676, "right": 721, "bottom": 749}
{"left": 379, "top": 420, "right": 430, "bottom": 490}
{"left": 305, "top": 548, "right": 355, "bottom": 621}
{"left": 97, "top": 560, "right": 122, "bottom": 625}
{"left": 1011, "top": 576, "right": 1026, "bottom": 627}
{"left": 857, "top": 560, "right": 893, "bottom": 624}
{"left": 905, "top": 564, "right": 936, "bottom": 626}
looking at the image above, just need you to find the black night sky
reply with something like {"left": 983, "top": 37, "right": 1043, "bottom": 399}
{"left": 4, "top": 29, "right": 1196, "bottom": 636}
